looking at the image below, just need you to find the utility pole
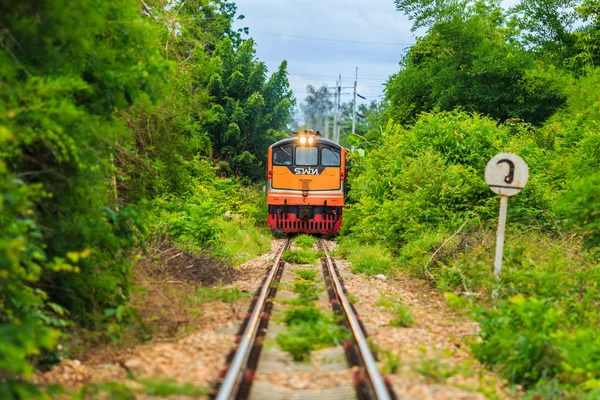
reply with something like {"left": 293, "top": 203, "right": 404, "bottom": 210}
{"left": 352, "top": 67, "right": 358, "bottom": 135}
{"left": 324, "top": 110, "right": 330, "bottom": 140}
{"left": 333, "top": 79, "right": 338, "bottom": 143}
{"left": 336, "top": 73, "right": 342, "bottom": 143}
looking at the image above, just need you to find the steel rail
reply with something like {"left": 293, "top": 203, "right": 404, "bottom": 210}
{"left": 321, "top": 240, "right": 392, "bottom": 400}
{"left": 216, "top": 238, "right": 290, "bottom": 400}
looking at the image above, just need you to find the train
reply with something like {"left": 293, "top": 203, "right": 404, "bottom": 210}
{"left": 266, "top": 130, "right": 346, "bottom": 235}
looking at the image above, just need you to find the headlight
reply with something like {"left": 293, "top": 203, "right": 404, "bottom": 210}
{"left": 299, "top": 136, "right": 307, "bottom": 144}
{"left": 308, "top": 137, "right": 314, "bottom": 144}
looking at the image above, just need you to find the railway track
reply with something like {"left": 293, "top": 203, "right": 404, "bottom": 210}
{"left": 213, "top": 238, "right": 397, "bottom": 400}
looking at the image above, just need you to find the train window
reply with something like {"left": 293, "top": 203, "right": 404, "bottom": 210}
{"left": 273, "top": 146, "right": 293, "bottom": 166}
{"left": 295, "top": 147, "right": 318, "bottom": 166}
{"left": 321, "top": 148, "right": 341, "bottom": 167}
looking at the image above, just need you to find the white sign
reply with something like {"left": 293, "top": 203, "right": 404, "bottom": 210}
{"left": 485, "top": 153, "right": 529, "bottom": 197}
{"left": 485, "top": 153, "right": 529, "bottom": 279}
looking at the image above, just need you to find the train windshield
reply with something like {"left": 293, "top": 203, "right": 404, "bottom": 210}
{"left": 296, "top": 147, "right": 318, "bottom": 166}
{"left": 273, "top": 146, "right": 293, "bottom": 166}
{"left": 321, "top": 148, "right": 340, "bottom": 167}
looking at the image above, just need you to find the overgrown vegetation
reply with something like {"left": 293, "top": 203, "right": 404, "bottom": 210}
{"left": 0, "top": 0, "right": 293, "bottom": 395}
{"left": 336, "top": 239, "right": 396, "bottom": 276}
{"left": 292, "top": 234, "right": 318, "bottom": 250}
{"left": 194, "top": 287, "right": 248, "bottom": 305}
{"left": 276, "top": 268, "right": 350, "bottom": 361}
{"left": 281, "top": 249, "right": 320, "bottom": 265}
{"left": 376, "top": 296, "right": 414, "bottom": 328}
{"left": 341, "top": 0, "right": 600, "bottom": 396}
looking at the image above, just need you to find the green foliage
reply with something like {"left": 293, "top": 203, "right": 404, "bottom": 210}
{"left": 293, "top": 234, "right": 318, "bottom": 250}
{"left": 291, "top": 281, "right": 320, "bottom": 304}
{"left": 380, "top": 350, "right": 402, "bottom": 374}
{"left": 287, "top": 269, "right": 320, "bottom": 305}
{"left": 276, "top": 318, "right": 351, "bottom": 361}
{"left": 344, "top": 111, "right": 556, "bottom": 251}
{"left": 388, "top": 1, "right": 567, "bottom": 125}
{"left": 473, "top": 295, "right": 563, "bottom": 387}
{"left": 377, "top": 297, "right": 414, "bottom": 327}
{"left": 0, "top": 0, "right": 290, "bottom": 390}
{"left": 195, "top": 287, "right": 247, "bottom": 304}
{"left": 277, "top": 263, "right": 350, "bottom": 361}
{"left": 281, "top": 249, "right": 320, "bottom": 265}
{"left": 202, "top": 39, "right": 294, "bottom": 180}
{"left": 414, "top": 351, "right": 460, "bottom": 383}
{"left": 78, "top": 379, "right": 207, "bottom": 399}
{"left": 0, "top": 0, "right": 165, "bottom": 386}
{"left": 561, "top": 174, "right": 600, "bottom": 248}
{"left": 344, "top": 244, "right": 395, "bottom": 276}
{"left": 344, "top": 0, "right": 600, "bottom": 397}
{"left": 150, "top": 172, "right": 271, "bottom": 264}
{"left": 295, "top": 268, "right": 318, "bottom": 281}
{"left": 282, "top": 307, "right": 325, "bottom": 326}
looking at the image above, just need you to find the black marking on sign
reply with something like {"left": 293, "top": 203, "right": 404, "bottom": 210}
{"left": 497, "top": 159, "right": 515, "bottom": 184}
{"left": 488, "top": 184, "right": 524, "bottom": 190}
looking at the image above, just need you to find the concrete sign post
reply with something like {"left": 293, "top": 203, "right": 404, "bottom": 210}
{"left": 485, "top": 153, "right": 529, "bottom": 277}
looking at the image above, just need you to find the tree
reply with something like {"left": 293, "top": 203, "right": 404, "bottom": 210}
{"left": 509, "top": 0, "right": 582, "bottom": 68}
{"left": 203, "top": 37, "right": 294, "bottom": 179}
{"left": 301, "top": 85, "right": 334, "bottom": 137}
{"left": 387, "top": 0, "right": 567, "bottom": 125}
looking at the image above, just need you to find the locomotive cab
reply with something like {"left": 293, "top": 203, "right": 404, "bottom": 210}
{"left": 267, "top": 131, "right": 346, "bottom": 234}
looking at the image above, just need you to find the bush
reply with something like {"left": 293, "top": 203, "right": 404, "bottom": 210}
{"left": 150, "top": 175, "right": 271, "bottom": 265}
{"left": 341, "top": 105, "right": 600, "bottom": 396}
{"left": 561, "top": 173, "right": 600, "bottom": 249}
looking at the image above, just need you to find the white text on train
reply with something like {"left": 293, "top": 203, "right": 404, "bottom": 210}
{"left": 294, "top": 167, "right": 319, "bottom": 175}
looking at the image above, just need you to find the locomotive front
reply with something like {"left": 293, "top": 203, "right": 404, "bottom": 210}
{"left": 266, "top": 131, "right": 346, "bottom": 234}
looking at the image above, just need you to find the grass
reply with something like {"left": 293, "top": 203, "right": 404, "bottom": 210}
{"left": 381, "top": 350, "right": 402, "bottom": 374}
{"left": 282, "top": 306, "right": 323, "bottom": 325}
{"left": 276, "top": 318, "right": 351, "bottom": 361}
{"left": 80, "top": 379, "right": 208, "bottom": 398}
{"left": 282, "top": 249, "right": 320, "bottom": 265}
{"left": 292, "top": 281, "right": 320, "bottom": 302}
{"left": 414, "top": 352, "right": 460, "bottom": 383}
{"left": 296, "top": 268, "right": 318, "bottom": 281}
{"left": 336, "top": 239, "right": 395, "bottom": 276}
{"left": 377, "top": 297, "right": 414, "bottom": 327}
{"left": 293, "top": 234, "right": 319, "bottom": 250}
{"left": 285, "top": 269, "right": 320, "bottom": 305}
{"left": 211, "top": 219, "right": 272, "bottom": 265}
{"left": 194, "top": 287, "right": 247, "bottom": 304}
{"left": 276, "top": 266, "right": 350, "bottom": 361}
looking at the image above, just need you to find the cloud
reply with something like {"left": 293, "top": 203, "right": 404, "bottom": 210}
{"left": 233, "top": 0, "right": 523, "bottom": 105}
{"left": 233, "top": 0, "right": 415, "bottom": 104}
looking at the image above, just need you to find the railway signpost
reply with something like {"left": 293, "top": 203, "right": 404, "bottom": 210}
{"left": 485, "top": 153, "right": 529, "bottom": 277}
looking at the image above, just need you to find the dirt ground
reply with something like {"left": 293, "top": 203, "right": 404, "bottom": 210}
{"left": 36, "top": 239, "right": 512, "bottom": 399}
{"left": 35, "top": 241, "right": 286, "bottom": 396}
{"left": 324, "top": 240, "right": 513, "bottom": 400}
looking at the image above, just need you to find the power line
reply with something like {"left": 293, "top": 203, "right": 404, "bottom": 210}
{"left": 289, "top": 81, "right": 385, "bottom": 88}
{"left": 288, "top": 73, "right": 388, "bottom": 81}
{"left": 252, "top": 30, "right": 413, "bottom": 46}
{"left": 292, "top": 91, "right": 382, "bottom": 99}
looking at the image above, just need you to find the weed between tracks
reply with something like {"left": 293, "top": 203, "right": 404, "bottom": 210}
{"left": 281, "top": 249, "right": 320, "bottom": 265}
{"left": 293, "top": 234, "right": 319, "bottom": 250}
{"left": 276, "top": 268, "right": 351, "bottom": 361}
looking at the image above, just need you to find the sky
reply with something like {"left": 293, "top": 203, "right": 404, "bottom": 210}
{"left": 232, "top": 0, "right": 521, "bottom": 110}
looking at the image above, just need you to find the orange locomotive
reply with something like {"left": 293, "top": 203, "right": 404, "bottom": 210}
{"left": 267, "top": 130, "right": 346, "bottom": 234}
